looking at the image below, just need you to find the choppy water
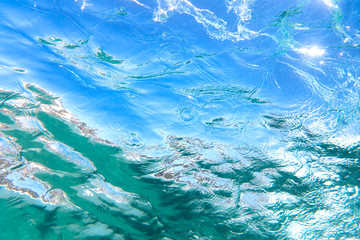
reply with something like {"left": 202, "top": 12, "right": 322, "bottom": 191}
{"left": 0, "top": 0, "right": 360, "bottom": 239}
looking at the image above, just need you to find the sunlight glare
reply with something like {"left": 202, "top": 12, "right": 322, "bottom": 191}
{"left": 297, "top": 46, "right": 325, "bottom": 57}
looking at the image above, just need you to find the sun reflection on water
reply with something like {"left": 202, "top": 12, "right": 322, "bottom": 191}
{"left": 297, "top": 46, "right": 326, "bottom": 57}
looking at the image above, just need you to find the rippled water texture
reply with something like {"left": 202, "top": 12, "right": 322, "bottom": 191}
{"left": 1, "top": 0, "right": 360, "bottom": 239}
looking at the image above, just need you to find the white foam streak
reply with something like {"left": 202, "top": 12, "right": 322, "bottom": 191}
{"left": 225, "top": 0, "right": 253, "bottom": 22}
{"left": 154, "top": 0, "right": 257, "bottom": 41}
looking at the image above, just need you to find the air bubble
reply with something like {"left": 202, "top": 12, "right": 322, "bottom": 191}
{"left": 180, "top": 107, "right": 194, "bottom": 121}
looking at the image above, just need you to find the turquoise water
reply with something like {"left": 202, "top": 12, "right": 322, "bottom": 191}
{"left": 0, "top": 0, "right": 360, "bottom": 239}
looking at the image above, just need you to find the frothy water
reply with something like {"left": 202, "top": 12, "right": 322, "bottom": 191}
{"left": 0, "top": 0, "right": 360, "bottom": 239}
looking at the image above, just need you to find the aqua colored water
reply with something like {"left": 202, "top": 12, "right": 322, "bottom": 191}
{"left": 0, "top": 0, "right": 360, "bottom": 239}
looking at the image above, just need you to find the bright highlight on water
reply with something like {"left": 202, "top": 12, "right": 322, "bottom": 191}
{"left": 0, "top": 0, "right": 359, "bottom": 239}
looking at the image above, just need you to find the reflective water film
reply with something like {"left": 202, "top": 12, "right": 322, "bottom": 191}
{"left": 0, "top": 0, "right": 360, "bottom": 239}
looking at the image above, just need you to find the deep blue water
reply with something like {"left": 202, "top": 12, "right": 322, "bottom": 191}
{"left": 0, "top": 0, "right": 360, "bottom": 239}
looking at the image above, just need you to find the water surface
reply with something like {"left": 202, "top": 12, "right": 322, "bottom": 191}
{"left": 0, "top": 0, "right": 360, "bottom": 239}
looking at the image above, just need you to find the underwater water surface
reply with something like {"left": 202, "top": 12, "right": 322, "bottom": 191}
{"left": 0, "top": 0, "right": 360, "bottom": 239}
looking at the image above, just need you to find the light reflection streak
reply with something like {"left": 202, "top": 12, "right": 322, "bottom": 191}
{"left": 297, "top": 46, "right": 326, "bottom": 57}
{"left": 321, "top": 0, "right": 338, "bottom": 9}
